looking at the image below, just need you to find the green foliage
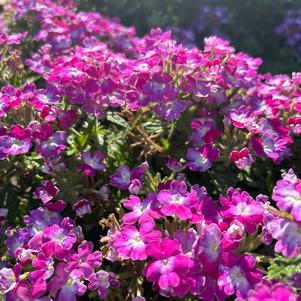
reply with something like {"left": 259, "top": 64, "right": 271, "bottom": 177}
{"left": 267, "top": 253, "right": 301, "bottom": 282}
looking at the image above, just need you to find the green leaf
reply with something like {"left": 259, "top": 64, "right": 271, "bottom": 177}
{"left": 267, "top": 253, "right": 301, "bottom": 281}
{"left": 143, "top": 118, "right": 163, "bottom": 134}
{"left": 106, "top": 111, "right": 129, "bottom": 129}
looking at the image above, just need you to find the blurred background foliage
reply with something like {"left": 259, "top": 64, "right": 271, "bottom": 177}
{"left": 79, "top": 0, "right": 301, "bottom": 74}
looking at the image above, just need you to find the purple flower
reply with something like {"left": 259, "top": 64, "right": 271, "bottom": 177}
{"left": 272, "top": 169, "right": 301, "bottom": 222}
{"left": 266, "top": 217, "right": 301, "bottom": 257}
{"left": 48, "top": 264, "right": 86, "bottom": 301}
{"left": 0, "top": 268, "right": 16, "bottom": 294}
{"left": 88, "top": 270, "right": 116, "bottom": 299}
{"left": 195, "top": 223, "right": 221, "bottom": 267}
{"left": 78, "top": 150, "right": 106, "bottom": 176}
{"left": 112, "top": 221, "right": 161, "bottom": 260}
{"left": 37, "top": 131, "right": 66, "bottom": 161}
{"left": 166, "top": 157, "right": 186, "bottom": 173}
{"left": 187, "top": 145, "right": 219, "bottom": 172}
{"left": 218, "top": 255, "right": 262, "bottom": 299}
{"left": 73, "top": 199, "right": 91, "bottom": 218}
{"left": 24, "top": 207, "right": 62, "bottom": 236}
{"left": 110, "top": 165, "right": 131, "bottom": 190}
{"left": 110, "top": 162, "right": 148, "bottom": 191}
{"left": 71, "top": 241, "right": 102, "bottom": 279}
{"left": 0, "top": 208, "right": 8, "bottom": 222}
{"left": 0, "top": 135, "right": 31, "bottom": 159}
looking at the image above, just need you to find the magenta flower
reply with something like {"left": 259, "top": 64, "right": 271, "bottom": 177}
{"left": 230, "top": 147, "right": 254, "bottom": 170}
{"left": 229, "top": 105, "right": 255, "bottom": 129}
{"left": 122, "top": 194, "right": 160, "bottom": 225}
{"left": 190, "top": 119, "right": 222, "bottom": 147}
{"left": 72, "top": 199, "right": 91, "bottom": 218}
{"left": 144, "top": 238, "right": 193, "bottom": 294}
{"left": 220, "top": 188, "right": 264, "bottom": 233}
{"left": 42, "top": 218, "right": 77, "bottom": 259}
{"left": 112, "top": 221, "right": 161, "bottom": 260}
{"left": 272, "top": 169, "right": 301, "bottom": 222}
{"left": 31, "top": 253, "right": 55, "bottom": 295}
{"left": 71, "top": 241, "right": 102, "bottom": 279}
{"left": 34, "top": 180, "right": 59, "bottom": 204}
{"left": 0, "top": 95, "right": 11, "bottom": 118}
{"left": 157, "top": 180, "right": 199, "bottom": 220}
{"left": 48, "top": 264, "right": 86, "bottom": 301}
{"left": 187, "top": 145, "right": 219, "bottom": 172}
{"left": 247, "top": 281, "right": 299, "bottom": 301}
{"left": 288, "top": 117, "right": 301, "bottom": 135}
{"left": 78, "top": 150, "right": 106, "bottom": 176}
{"left": 218, "top": 255, "right": 262, "bottom": 299}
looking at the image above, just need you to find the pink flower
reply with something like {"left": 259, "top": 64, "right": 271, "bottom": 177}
{"left": 112, "top": 221, "right": 161, "bottom": 260}
{"left": 230, "top": 147, "right": 254, "bottom": 170}
{"left": 144, "top": 238, "right": 193, "bottom": 294}
{"left": 157, "top": 180, "right": 199, "bottom": 220}
{"left": 42, "top": 218, "right": 77, "bottom": 259}
{"left": 220, "top": 188, "right": 264, "bottom": 233}
{"left": 247, "top": 281, "right": 299, "bottom": 301}
{"left": 122, "top": 194, "right": 160, "bottom": 225}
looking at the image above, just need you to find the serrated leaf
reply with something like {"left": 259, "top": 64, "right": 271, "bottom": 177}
{"left": 143, "top": 119, "right": 163, "bottom": 134}
{"left": 267, "top": 253, "right": 301, "bottom": 281}
{"left": 106, "top": 111, "right": 129, "bottom": 129}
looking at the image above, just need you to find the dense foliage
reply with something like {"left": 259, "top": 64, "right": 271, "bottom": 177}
{"left": 0, "top": 0, "right": 301, "bottom": 300}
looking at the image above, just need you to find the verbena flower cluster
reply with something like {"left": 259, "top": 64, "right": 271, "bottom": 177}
{"left": 0, "top": 0, "right": 300, "bottom": 300}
